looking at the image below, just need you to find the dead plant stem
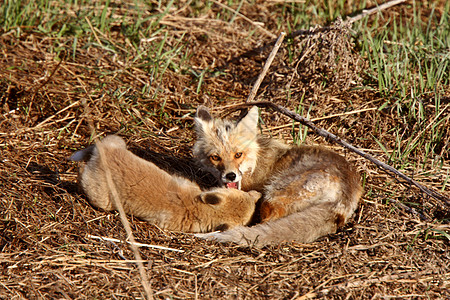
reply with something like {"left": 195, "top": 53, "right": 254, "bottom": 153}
{"left": 251, "top": 101, "right": 450, "bottom": 210}
{"left": 210, "top": 0, "right": 276, "bottom": 39}
{"left": 245, "top": 32, "right": 286, "bottom": 103}
{"left": 345, "top": 0, "right": 407, "bottom": 25}
{"left": 81, "top": 102, "right": 154, "bottom": 299}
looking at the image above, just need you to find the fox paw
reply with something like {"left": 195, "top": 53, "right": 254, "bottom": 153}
{"left": 194, "top": 228, "right": 251, "bottom": 245}
{"left": 194, "top": 231, "right": 225, "bottom": 242}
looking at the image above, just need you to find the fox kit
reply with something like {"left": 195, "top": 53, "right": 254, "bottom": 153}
{"left": 70, "top": 135, "right": 261, "bottom": 233}
{"left": 193, "top": 106, "right": 362, "bottom": 246}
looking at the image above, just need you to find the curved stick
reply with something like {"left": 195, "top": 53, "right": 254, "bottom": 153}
{"left": 250, "top": 101, "right": 450, "bottom": 209}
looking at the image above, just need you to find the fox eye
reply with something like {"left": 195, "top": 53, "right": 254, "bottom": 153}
{"left": 210, "top": 155, "right": 221, "bottom": 162}
{"left": 235, "top": 152, "right": 243, "bottom": 159}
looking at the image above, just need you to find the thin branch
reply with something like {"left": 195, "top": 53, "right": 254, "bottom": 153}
{"left": 345, "top": 0, "right": 407, "bottom": 25}
{"left": 230, "top": 0, "right": 407, "bottom": 62}
{"left": 81, "top": 102, "right": 154, "bottom": 299}
{"left": 249, "top": 101, "right": 450, "bottom": 209}
{"left": 32, "top": 55, "right": 65, "bottom": 95}
{"left": 231, "top": 4, "right": 449, "bottom": 213}
{"left": 290, "top": 0, "right": 407, "bottom": 38}
{"left": 245, "top": 32, "right": 286, "bottom": 103}
{"left": 210, "top": 0, "right": 276, "bottom": 39}
{"left": 95, "top": 141, "right": 154, "bottom": 299}
{"left": 87, "top": 235, "right": 185, "bottom": 253}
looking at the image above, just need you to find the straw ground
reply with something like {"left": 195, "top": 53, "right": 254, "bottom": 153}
{"left": 1, "top": 0, "right": 449, "bottom": 298}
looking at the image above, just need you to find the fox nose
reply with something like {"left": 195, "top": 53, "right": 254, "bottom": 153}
{"left": 225, "top": 172, "right": 236, "bottom": 182}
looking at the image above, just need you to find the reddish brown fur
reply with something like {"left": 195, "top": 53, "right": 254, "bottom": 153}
{"left": 194, "top": 107, "right": 363, "bottom": 246}
{"left": 71, "top": 135, "right": 261, "bottom": 233}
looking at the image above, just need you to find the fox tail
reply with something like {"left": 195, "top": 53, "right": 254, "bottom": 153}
{"left": 69, "top": 135, "right": 126, "bottom": 162}
{"left": 69, "top": 145, "right": 96, "bottom": 162}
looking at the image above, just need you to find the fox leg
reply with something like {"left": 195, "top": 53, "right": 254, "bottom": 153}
{"left": 195, "top": 201, "right": 340, "bottom": 247}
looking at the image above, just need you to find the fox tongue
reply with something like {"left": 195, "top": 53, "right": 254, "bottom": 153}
{"left": 226, "top": 182, "right": 238, "bottom": 189}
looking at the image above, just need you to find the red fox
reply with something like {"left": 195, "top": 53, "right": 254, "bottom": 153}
{"left": 70, "top": 135, "right": 261, "bottom": 233}
{"left": 193, "top": 106, "right": 363, "bottom": 246}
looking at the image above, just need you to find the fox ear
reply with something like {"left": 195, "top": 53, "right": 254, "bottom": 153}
{"left": 197, "top": 192, "right": 223, "bottom": 206}
{"left": 196, "top": 106, "right": 213, "bottom": 122}
{"left": 195, "top": 106, "right": 214, "bottom": 134}
{"left": 236, "top": 106, "right": 259, "bottom": 134}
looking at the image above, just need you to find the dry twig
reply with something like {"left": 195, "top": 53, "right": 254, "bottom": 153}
{"left": 245, "top": 32, "right": 286, "bottom": 103}
{"left": 236, "top": 15, "right": 449, "bottom": 214}
{"left": 87, "top": 235, "right": 184, "bottom": 253}
{"left": 251, "top": 101, "right": 450, "bottom": 210}
{"left": 210, "top": 0, "right": 276, "bottom": 39}
{"left": 345, "top": 0, "right": 407, "bottom": 24}
{"left": 81, "top": 102, "right": 154, "bottom": 299}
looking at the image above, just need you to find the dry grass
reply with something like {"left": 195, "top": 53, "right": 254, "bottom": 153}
{"left": 1, "top": 1, "right": 449, "bottom": 299}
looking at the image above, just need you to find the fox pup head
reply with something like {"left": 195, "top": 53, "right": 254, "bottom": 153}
{"left": 197, "top": 189, "right": 261, "bottom": 229}
{"left": 193, "top": 106, "right": 260, "bottom": 189}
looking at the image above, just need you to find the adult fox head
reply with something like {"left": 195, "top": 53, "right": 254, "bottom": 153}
{"left": 193, "top": 106, "right": 260, "bottom": 189}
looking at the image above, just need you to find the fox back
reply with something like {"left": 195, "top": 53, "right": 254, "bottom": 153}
{"left": 193, "top": 107, "right": 362, "bottom": 246}
{"left": 71, "top": 135, "right": 261, "bottom": 233}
